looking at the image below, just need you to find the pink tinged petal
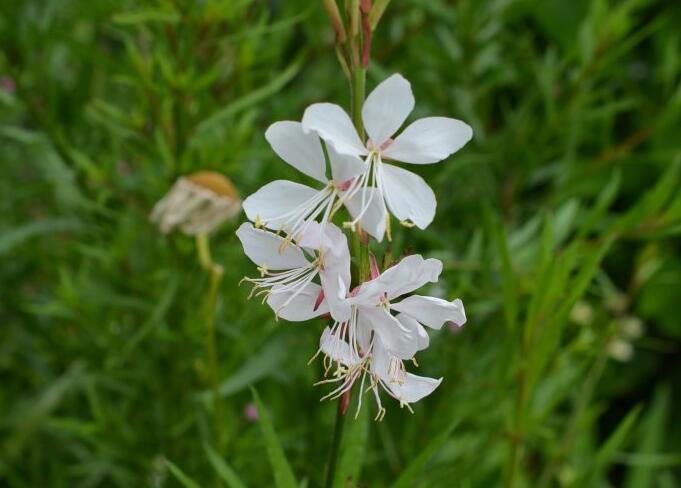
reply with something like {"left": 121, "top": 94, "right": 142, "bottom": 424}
{"left": 328, "top": 144, "right": 366, "bottom": 183}
{"left": 320, "top": 327, "right": 360, "bottom": 366}
{"left": 358, "top": 254, "right": 443, "bottom": 301}
{"left": 265, "top": 121, "right": 328, "bottom": 183}
{"left": 302, "top": 103, "right": 368, "bottom": 158}
{"left": 369, "top": 253, "right": 380, "bottom": 280}
{"left": 266, "top": 283, "right": 329, "bottom": 321}
{"left": 380, "top": 163, "right": 436, "bottom": 229}
{"left": 342, "top": 187, "right": 387, "bottom": 241}
{"left": 236, "top": 223, "right": 309, "bottom": 270}
{"left": 242, "top": 180, "right": 320, "bottom": 230}
{"left": 383, "top": 116, "right": 473, "bottom": 164}
{"left": 391, "top": 296, "right": 466, "bottom": 330}
{"left": 360, "top": 307, "right": 418, "bottom": 359}
{"left": 362, "top": 73, "right": 415, "bottom": 148}
{"left": 395, "top": 313, "right": 430, "bottom": 351}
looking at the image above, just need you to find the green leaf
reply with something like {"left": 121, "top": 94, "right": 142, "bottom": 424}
{"left": 596, "top": 405, "right": 642, "bottom": 469}
{"left": 391, "top": 419, "right": 460, "bottom": 488}
{"left": 165, "top": 460, "right": 201, "bottom": 488}
{"left": 483, "top": 206, "right": 517, "bottom": 331}
{"left": 201, "top": 337, "right": 288, "bottom": 401}
{"left": 191, "top": 57, "right": 304, "bottom": 142}
{"left": 251, "top": 388, "right": 298, "bottom": 488}
{"left": 0, "top": 218, "right": 82, "bottom": 256}
{"left": 204, "top": 445, "right": 248, "bottom": 488}
{"left": 334, "top": 402, "right": 370, "bottom": 487}
{"left": 112, "top": 9, "right": 180, "bottom": 25}
{"left": 624, "top": 386, "right": 671, "bottom": 488}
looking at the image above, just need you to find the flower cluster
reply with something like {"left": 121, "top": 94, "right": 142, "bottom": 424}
{"left": 237, "top": 74, "right": 472, "bottom": 419}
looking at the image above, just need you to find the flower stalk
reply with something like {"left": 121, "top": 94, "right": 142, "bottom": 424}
{"left": 196, "top": 233, "right": 226, "bottom": 452}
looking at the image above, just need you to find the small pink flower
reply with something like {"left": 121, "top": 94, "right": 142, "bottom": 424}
{"left": 1, "top": 76, "right": 16, "bottom": 93}
{"left": 243, "top": 403, "right": 258, "bottom": 422}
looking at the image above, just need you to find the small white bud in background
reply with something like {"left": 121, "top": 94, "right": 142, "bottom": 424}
{"left": 570, "top": 301, "right": 594, "bottom": 326}
{"left": 604, "top": 292, "right": 628, "bottom": 315}
{"left": 619, "top": 316, "right": 644, "bottom": 340}
{"left": 607, "top": 338, "right": 634, "bottom": 362}
{"left": 150, "top": 171, "right": 241, "bottom": 236}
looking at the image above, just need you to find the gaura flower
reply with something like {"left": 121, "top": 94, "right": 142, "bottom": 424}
{"left": 302, "top": 74, "right": 472, "bottom": 238}
{"left": 236, "top": 221, "right": 352, "bottom": 322}
{"left": 313, "top": 254, "right": 467, "bottom": 419}
{"left": 150, "top": 171, "right": 241, "bottom": 235}
{"left": 243, "top": 121, "right": 386, "bottom": 242}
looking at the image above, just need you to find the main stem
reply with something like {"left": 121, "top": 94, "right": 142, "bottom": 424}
{"left": 197, "top": 233, "right": 226, "bottom": 452}
{"left": 323, "top": 64, "right": 367, "bottom": 488}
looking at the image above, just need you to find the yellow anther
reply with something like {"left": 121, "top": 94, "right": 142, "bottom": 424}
{"left": 400, "top": 219, "right": 416, "bottom": 228}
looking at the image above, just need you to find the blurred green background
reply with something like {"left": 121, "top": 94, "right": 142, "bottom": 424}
{"left": 1, "top": 0, "right": 680, "bottom": 486}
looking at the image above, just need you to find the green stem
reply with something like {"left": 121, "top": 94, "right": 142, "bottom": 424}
{"left": 324, "top": 400, "right": 347, "bottom": 488}
{"left": 350, "top": 67, "right": 366, "bottom": 141}
{"left": 196, "top": 233, "right": 225, "bottom": 452}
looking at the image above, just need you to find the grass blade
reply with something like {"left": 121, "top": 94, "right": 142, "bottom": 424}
{"left": 165, "top": 460, "right": 201, "bottom": 488}
{"left": 251, "top": 388, "right": 298, "bottom": 488}
{"left": 204, "top": 444, "right": 248, "bottom": 488}
{"left": 391, "top": 419, "right": 460, "bottom": 488}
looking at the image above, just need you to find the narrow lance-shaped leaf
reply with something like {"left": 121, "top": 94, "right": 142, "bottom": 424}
{"left": 251, "top": 388, "right": 298, "bottom": 488}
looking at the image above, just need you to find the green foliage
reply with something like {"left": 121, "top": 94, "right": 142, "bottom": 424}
{"left": 1, "top": 0, "right": 680, "bottom": 486}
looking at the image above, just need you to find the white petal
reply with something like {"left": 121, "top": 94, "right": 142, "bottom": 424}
{"left": 356, "top": 254, "right": 442, "bottom": 301}
{"left": 320, "top": 272, "right": 351, "bottom": 322}
{"left": 265, "top": 121, "right": 328, "bottom": 183}
{"left": 242, "top": 180, "right": 319, "bottom": 230}
{"left": 379, "top": 163, "right": 436, "bottom": 229}
{"left": 320, "top": 327, "right": 360, "bottom": 366}
{"left": 392, "top": 296, "right": 466, "bottom": 329}
{"left": 395, "top": 313, "right": 430, "bottom": 350}
{"left": 328, "top": 144, "right": 366, "bottom": 183}
{"left": 383, "top": 116, "right": 473, "bottom": 164}
{"left": 319, "top": 227, "right": 352, "bottom": 322}
{"left": 236, "top": 223, "right": 309, "bottom": 270}
{"left": 360, "top": 307, "right": 418, "bottom": 359}
{"left": 388, "top": 372, "right": 442, "bottom": 404}
{"left": 266, "top": 283, "right": 328, "bottom": 321}
{"left": 302, "top": 103, "right": 367, "bottom": 158}
{"left": 371, "top": 341, "right": 441, "bottom": 403}
{"left": 362, "top": 74, "right": 415, "bottom": 148}
{"left": 342, "top": 187, "right": 387, "bottom": 241}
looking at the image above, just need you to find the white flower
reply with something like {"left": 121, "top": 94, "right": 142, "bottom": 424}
{"left": 302, "top": 74, "right": 472, "bottom": 238}
{"left": 236, "top": 221, "right": 352, "bottom": 322}
{"left": 313, "top": 254, "right": 467, "bottom": 419}
{"left": 242, "top": 121, "right": 386, "bottom": 241}
{"left": 150, "top": 171, "right": 241, "bottom": 235}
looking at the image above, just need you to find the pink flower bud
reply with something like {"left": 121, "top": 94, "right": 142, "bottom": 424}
{"left": 243, "top": 403, "right": 258, "bottom": 422}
